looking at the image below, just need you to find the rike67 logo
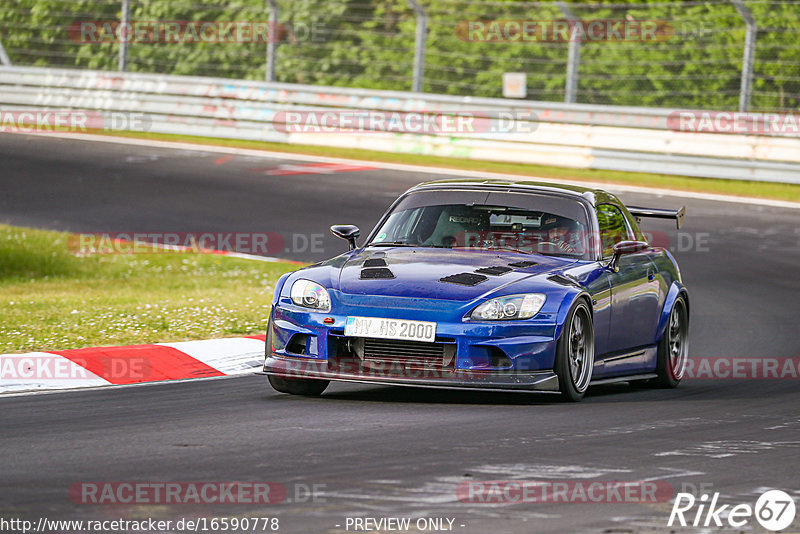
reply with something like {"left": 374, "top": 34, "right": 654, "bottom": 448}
{"left": 669, "top": 489, "right": 796, "bottom": 531}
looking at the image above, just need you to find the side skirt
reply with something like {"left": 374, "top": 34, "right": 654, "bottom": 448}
{"left": 590, "top": 373, "right": 658, "bottom": 386}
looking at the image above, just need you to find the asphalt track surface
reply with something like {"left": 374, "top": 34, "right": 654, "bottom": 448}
{"left": 1, "top": 134, "right": 799, "bottom": 533}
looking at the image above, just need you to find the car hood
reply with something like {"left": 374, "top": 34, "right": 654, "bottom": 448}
{"left": 335, "top": 246, "right": 578, "bottom": 301}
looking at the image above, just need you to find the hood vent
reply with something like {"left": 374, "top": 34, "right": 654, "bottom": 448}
{"left": 475, "top": 266, "right": 512, "bottom": 276}
{"left": 439, "top": 273, "right": 488, "bottom": 286}
{"left": 363, "top": 258, "right": 388, "bottom": 267}
{"left": 548, "top": 274, "right": 580, "bottom": 287}
{"left": 508, "top": 260, "right": 538, "bottom": 268}
{"left": 361, "top": 267, "right": 395, "bottom": 279}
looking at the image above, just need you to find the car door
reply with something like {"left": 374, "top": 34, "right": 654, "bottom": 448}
{"left": 597, "top": 203, "right": 661, "bottom": 357}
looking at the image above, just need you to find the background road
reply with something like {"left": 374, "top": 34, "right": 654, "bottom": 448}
{"left": 1, "top": 134, "right": 799, "bottom": 533}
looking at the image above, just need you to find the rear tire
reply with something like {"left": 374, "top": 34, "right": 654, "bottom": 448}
{"left": 554, "top": 299, "right": 595, "bottom": 402}
{"left": 653, "top": 295, "right": 688, "bottom": 388}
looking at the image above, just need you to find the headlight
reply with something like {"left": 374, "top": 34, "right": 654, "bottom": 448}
{"left": 290, "top": 279, "right": 331, "bottom": 312}
{"left": 470, "top": 293, "right": 546, "bottom": 321}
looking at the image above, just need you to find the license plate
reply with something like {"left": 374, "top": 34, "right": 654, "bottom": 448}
{"left": 344, "top": 316, "right": 437, "bottom": 343}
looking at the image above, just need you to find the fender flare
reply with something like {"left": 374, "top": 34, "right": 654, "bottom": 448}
{"left": 272, "top": 272, "right": 292, "bottom": 306}
{"left": 553, "top": 291, "right": 594, "bottom": 342}
{"left": 656, "top": 282, "right": 690, "bottom": 343}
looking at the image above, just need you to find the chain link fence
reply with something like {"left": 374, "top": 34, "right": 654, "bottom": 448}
{"left": 1, "top": 0, "right": 799, "bottom": 112}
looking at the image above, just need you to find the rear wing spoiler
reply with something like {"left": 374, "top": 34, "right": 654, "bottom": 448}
{"left": 627, "top": 205, "right": 686, "bottom": 229}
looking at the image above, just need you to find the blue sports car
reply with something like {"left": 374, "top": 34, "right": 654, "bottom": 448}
{"left": 261, "top": 179, "right": 688, "bottom": 401}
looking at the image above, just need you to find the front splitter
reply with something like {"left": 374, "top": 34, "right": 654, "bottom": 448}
{"left": 260, "top": 356, "right": 560, "bottom": 393}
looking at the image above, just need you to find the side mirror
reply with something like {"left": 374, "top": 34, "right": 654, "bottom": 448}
{"left": 607, "top": 240, "right": 648, "bottom": 272}
{"left": 330, "top": 224, "right": 360, "bottom": 250}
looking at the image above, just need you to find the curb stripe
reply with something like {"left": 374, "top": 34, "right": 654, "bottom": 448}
{"left": 3, "top": 337, "right": 269, "bottom": 395}
{"left": 48, "top": 344, "right": 225, "bottom": 385}
{"left": 157, "top": 338, "right": 265, "bottom": 375}
{"left": 0, "top": 352, "right": 111, "bottom": 393}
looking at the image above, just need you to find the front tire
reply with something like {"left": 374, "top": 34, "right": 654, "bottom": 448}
{"left": 653, "top": 295, "right": 688, "bottom": 388}
{"left": 265, "top": 316, "right": 329, "bottom": 396}
{"left": 554, "top": 299, "right": 595, "bottom": 402}
{"left": 268, "top": 374, "right": 329, "bottom": 396}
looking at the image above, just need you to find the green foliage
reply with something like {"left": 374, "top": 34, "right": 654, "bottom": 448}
{"left": 0, "top": 224, "right": 299, "bottom": 352}
{"left": 1, "top": 0, "right": 798, "bottom": 110}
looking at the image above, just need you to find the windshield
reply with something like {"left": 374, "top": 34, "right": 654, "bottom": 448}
{"left": 369, "top": 191, "right": 591, "bottom": 259}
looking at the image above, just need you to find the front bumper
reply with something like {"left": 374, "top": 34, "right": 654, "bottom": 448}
{"left": 260, "top": 357, "right": 559, "bottom": 393}
{"left": 263, "top": 297, "right": 561, "bottom": 393}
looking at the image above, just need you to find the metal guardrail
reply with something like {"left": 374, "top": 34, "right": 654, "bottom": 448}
{"left": 1, "top": 66, "right": 799, "bottom": 184}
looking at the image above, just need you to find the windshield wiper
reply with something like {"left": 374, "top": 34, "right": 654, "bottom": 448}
{"left": 366, "top": 241, "right": 418, "bottom": 247}
{"left": 366, "top": 241, "right": 451, "bottom": 248}
{"left": 368, "top": 242, "right": 536, "bottom": 254}
{"left": 465, "top": 245, "right": 533, "bottom": 255}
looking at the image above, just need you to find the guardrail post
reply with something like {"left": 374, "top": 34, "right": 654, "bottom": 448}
{"left": 731, "top": 0, "right": 756, "bottom": 112}
{"left": 265, "top": 0, "right": 279, "bottom": 82}
{"left": 406, "top": 0, "right": 427, "bottom": 92}
{"left": 556, "top": 2, "right": 581, "bottom": 104}
{"left": 0, "top": 40, "right": 11, "bottom": 66}
{"left": 118, "top": 0, "right": 130, "bottom": 71}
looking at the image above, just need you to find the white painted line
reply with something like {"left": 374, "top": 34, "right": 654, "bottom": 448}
{"left": 13, "top": 131, "right": 800, "bottom": 210}
{"left": 116, "top": 238, "right": 300, "bottom": 264}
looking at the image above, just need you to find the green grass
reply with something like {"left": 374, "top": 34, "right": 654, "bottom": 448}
{"left": 0, "top": 225, "right": 300, "bottom": 354}
{"left": 106, "top": 130, "right": 800, "bottom": 203}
